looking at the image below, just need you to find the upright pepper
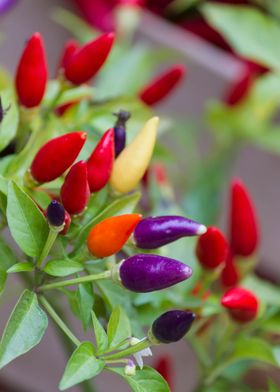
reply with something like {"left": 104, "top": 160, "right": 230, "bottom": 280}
{"left": 221, "top": 252, "right": 239, "bottom": 288}
{"left": 87, "top": 128, "right": 115, "bottom": 193}
{"left": 15, "top": 32, "right": 47, "bottom": 108}
{"left": 64, "top": 32, "right": 115, "bottom": 85}
{"left": 30, "top": 131, "right": 87, "bottom": 183}
{"left": 61, "top": 161, "right": 90, "bottom": 215}
{"left": 196, "top": 226, "right": 228, "bottom": 269}
{"left": 139, "top": 65, "right": 185, "bottom": 106}
{"left": 230, "top": 178, "right": 259, "bottom": 257}
{"left": 113, "top": 110, "right": 131, "bottom": 157}
{"left": 110, "top": 117, "right": 159, "bottom": 193}
{"left": 221, "top": 287, "right": 259, "bottom": 323}
{"left": 87, "top": 214, "right": 142, "bottom": 258}
{"left": 46, "top": 200, "right": 65, "bottom": 229}
{"left": 58, "top": 39, "right": 79, "bottom": 71}
{"left": 134, "top": 215, "right": 206, "bottom": 249}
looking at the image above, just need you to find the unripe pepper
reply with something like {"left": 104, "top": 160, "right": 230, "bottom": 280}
{"left": 221, "top": 252, "right": 239, "bottom": 287}
{"left": 196, "top": 226, "right": 228, "bottom": 269}
{"left": 150, "top": 310, "right": 195, "bottom": 343}
{"left": 134, "top": 215, "right": 206, "bottom": 249}
{"left": 15, "top": 32, "right": 47, "bottom": 108}
{"left": 113, "top": 110, "right": 131, "bottom": 157}
{"left": 87, "top": 128, "right": 115, "bottom": 193}
{"left": 139, "top": 65, "right": 185, "bottom": 106}
{"left": 230, "top": 178, "right": 259, "bottom": 257}
{"left": 30, "top": 131, "right": 87, "bottom": 183}
{"left": 87, "top": 214, "right": 142, "bottom": 258}
{"left": 64, "top": 32, "right": 115, "bottom": 85}
{"left": 46, "top": 200, "right": 65, "bottom": 228}
{"left": 61, "top": 160, "right": 90, "bottom": 215}
{"left": 110, "top": 117, "right": 159, "bottom": 193}
{"left": 221, "top": 287, "right": 259, "bottom": 323}
{"left": 154, "top": 356, "right": 174, "bottom": 389}
{"left": 118, "top": 254, "right": 192, "bottom": 292}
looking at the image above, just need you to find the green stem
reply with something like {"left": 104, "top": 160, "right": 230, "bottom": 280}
{"left": 38, "top": 270, "right": 112, "bottom": 291}
{"left": 39, "top": 295, "right": 80, "bottom": 347}
{"left": 36, "top": 228, "right": 58, "bottom": 268}
{"left": 101, "top": 338, "right": 151, "bottom": 361}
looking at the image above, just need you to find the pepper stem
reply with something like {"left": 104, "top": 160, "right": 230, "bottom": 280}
{"left": 101, "top": 338, "right": 152, "bottom": 361}
{"left": 36, "top": 227, "right": 59, "bottom": 268}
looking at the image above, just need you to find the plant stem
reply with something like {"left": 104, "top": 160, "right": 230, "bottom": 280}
{"left": 101, "top": 338, "right": 151, "bottom": 361}
{"left": 38, "top": 270, "right": 112, "bottom": 291}
{"left": 36, "top": 228, "right": 58, "bottom": 268}
{"left": 39, "top": 295, "right": 80, "bottom": 346}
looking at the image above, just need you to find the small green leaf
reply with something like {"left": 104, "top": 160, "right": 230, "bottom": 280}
{"left": 7, "top": 182, "right": 49, "bottom": 257}
{"left": 107, "top": 306, "right": 131, "bottom": 349}
{"left": 0, "top": 290, "right": 48, "bottom": 368}
{"left": 59, "top": 342, "right": 105, "bottom": 390}
{"left": 77, "top": 283, "right": 94, "bottom": 331}
{"left": 7, "top": 262, "right": 34, "bottom": 273}
{"left": 91, "top": 311, "right": 108, "bottom": 354}
{"left": 0, "top": 90, "right": 19, "bottom": 152}
{"left": 0, "top": 270, "right": 7, "bottom": 295}
{"left": 44, "top": 259, "right": 84, "bottom": 277}
{"left": 108, "top": 366, "right": 170, "bottom": 392}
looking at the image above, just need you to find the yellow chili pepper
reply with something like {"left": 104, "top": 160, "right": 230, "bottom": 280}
{"left": 110, "top": 116, "right": 159, "bottom": 193}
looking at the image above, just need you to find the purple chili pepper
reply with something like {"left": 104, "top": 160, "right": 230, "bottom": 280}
{"left": 46, "top": 200, "right": 65, "bottom": 228}
{"left": 113, "top": 110, "right": 131, "bottom": 157}
{"left": 133, "top": 215, "right": 207, "bottom": 249}
{"left": 151, "top": 310, "right": 195, "bottom": 343}
{"left": 0, "top": 0, "right": 17, "bottom": 15}
{"left": 119, "top": 254, "right": 192, "bottom": 293}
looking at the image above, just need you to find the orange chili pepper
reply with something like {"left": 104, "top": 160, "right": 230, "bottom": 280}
{"left": 87, "top": 214, "right": 142, "bottom": 258}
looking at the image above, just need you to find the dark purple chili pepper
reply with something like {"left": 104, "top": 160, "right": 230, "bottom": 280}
{"left": 113, "top": 110, "right": 131, "bottom": 157}
{"left": 150, "top": 310, "right": 195, "bottom": 343}
{"left": 0, "top": 0, "right": 17, "bottom": 15}
{"left": 46, "top": 200, "right": 66, "bottom": 228}
{"left": 119, "top": 254, "right": 192, "bottom": 293}
{"left": 133, "top": 215, "right": 206, "bottom": 249}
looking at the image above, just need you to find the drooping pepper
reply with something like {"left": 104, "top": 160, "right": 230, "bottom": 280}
{"left": 87, "top": 214, "right": 142, "bottom": 258}
{"left": 221, "top": 287, "right": 259, "bottom": 323}
{"left": 110, "top": 117, "right": 159, "bottom": 193}
{"left": 154, "top": 356, "right": 174, "bottom": 389}
{"left": 46, "top": 200, "right": 65, "bottom": 228}
{"left": 230, "top": 178, "right": 259, "bottom": 257}
{"left": 118, "top": 254, "right": 192, "bottom": 292}
{"left": 196, "top": 226, "right": 228, "bottom": 269}
{"left": 61, "top": 160, "right": 90, "bottom": 215}
{"left": 30, "top": 131, "right": 87, "bottom": 183}
{"left": 15, "top": 32, "right": 48, "bottom": 108}
{"left": 134, "top": 215, "right": 206, "bottom": 249}
{"left": 87, "top": 128, "right": 115, "bottom": 193}
{"left": 113, "top": 110, "right": 131, "bottom": 157}
{"left": 150, "top": 310, "right": 195, "bottom": 343}
{"left": 64, "top": 32, "right": 115, "bottom": 85}
{"left": 139, "top": 65, "right": 185, "bottom": 106}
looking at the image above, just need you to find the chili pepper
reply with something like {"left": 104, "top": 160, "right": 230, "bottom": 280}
{"left": 46, "top": 200, "right": 65, "bottom": 228}
{"left": 113, "top": 110, "right": 131, "bottom": 157}
{"left": 139, "top": 65, "right": 185, "bottom": 106}
{"left": 110, "top": 117, "right": 159, "bottom": 193}
{"left": 150, "top": 310, "right": 195, "bottom": 343}
{"left": 87, "top": 214, "right": 142, "bottom": 258}
{"left": 230, "top": 178, "right": 259, "bottom": 257}
{"left": 64, "top": 32, "right": 115, "bottom": 85}
{"left": 15, "top": 32, "right": 47, "bottom": 108}
{"left": 221, "top": 287, "right": 259, "bottom": 323}
{"left": 58, "top": 39, "right": 79, "bottom": 71}
{"left": 224, "top": 65, "right": 255, "bottom": 106}
{"left": 118, "top": 254, "right": 192, "bottom": 292}
{"left": 154, "top": 356, "right": 174, "bottom": 389}
{"left": 61, "top": 160, "right": 90, "bottom": 215}
{"left": 196, "top": 226, "right": 228, "bottom": 269}
{"left": 60, "top": 210, "right": 71, "bottom": 236}
{"left": 30, "top": 131, "right": 87, "bottom": 183}
{"left": 87, "top": 128, "right": 115, "bottom": 193}
{"left": 134, "top": 215, "right": 206, "bottom": 249}
{"left": 221, "top": 252, "right": 239, "bottom": 287}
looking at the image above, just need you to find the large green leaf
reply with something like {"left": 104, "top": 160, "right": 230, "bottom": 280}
{"left": 91, "top": 311, "right": 108, "bottom": 354}
{"left": 59, "top": 342, "right": 105, "bottom": 390}
{"left": 0, "top": 90, "right": 19, "bottom": 152}
{"left": 108, "top": 366, "right": 170, "bottom": 392}
{"left": 7, "top": 182, "right": 49, "bottom": 257}
{"left": 107, "top": 306, "right": 131, "bottom": 349}
{"left": 76, "top": 282, "right": 94, "bottom": 331}
{"left": 202, "top": 4, "right": 280, "bottom": 70}
{"left": 0, "top": 290, "right": 48, "bottom": 368}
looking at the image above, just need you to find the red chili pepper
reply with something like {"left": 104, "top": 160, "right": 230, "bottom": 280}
{"left": 196, "top": 226, "right": 228, "bottom": 270}
{"left": 154, "top": 355, "right": 174, "bottom": 389}
{"left": 61, "top": 160, "right": 90, "bottom": 215}
{"left": 224, "top": 66, "right": 255, "bottom": 106}
{"left": 64, "top": 32, "right": 115, "bottom": 85}
{"left": 139, "top": 65, "right": 185, "bottom": 106}
{"left": 221, "top": 287, "right": 259, "bottom": 323}
{"left": 58, "top": 39, "right": 79, "bottom": 71}
{"left": 30, "top": 131, "right": 87, "bottom": 183}
{"left": 221, "top": 252, "right": 239, "bottom": 288}
{"left": 87, "top": 128, "right": 114, "bottom": 193}
{"left": 230, "top": 178, "right": 259, "bottom": 257}
{"left": 60, "top": 210, "right": 71, "bottom": 236}
{"left": 15, "top": 32, "right": 48, "bottom": 108}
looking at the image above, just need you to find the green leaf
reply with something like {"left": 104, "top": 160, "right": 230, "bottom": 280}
{"left": 7, "top": 182, "right": 49, "bottom": 257}
{"left": 202, "top": 4, "right": 280, "bottom": 71}
{"left": 76, "top": 283, "right": 94, "bottom": 331}
{"left": 108, "top": 366, "right": 170, "bottom": 392}
{"left": 0, "top": 290, "right": 48, "bottom": 368}
{"left": 7, "top": 262, "right": 34, "bottom": 273}
{"left": 0, "top": 270, "right": 7, "bottom": 295}
{"left": 57, "top": 85, "right": 93, "bottom": 106}
{"left": 91, "top": 311, "right": 108, "bottom": 354}
{"left": 0, "top": 237, "right": 17, "bottom": 271}
{"left": 44, "top": 259, "right": 84, "bottom": 277}
{"left": 268, "top": 380, "right": 280, "bottom": 392}
{"left": 230, "top": 336, "right": 277, "bottom": 366}
{"left": 243, "top": 275, "right": 280, "bottom": 306}
{"left": 59, "top": 342, "right": 105, "bottom": 390}
{"left": 0, "top": 90, "right": 19, "bottom": 152}
{"left": 107, "top": 306, "right": 131, "bottom": 349}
